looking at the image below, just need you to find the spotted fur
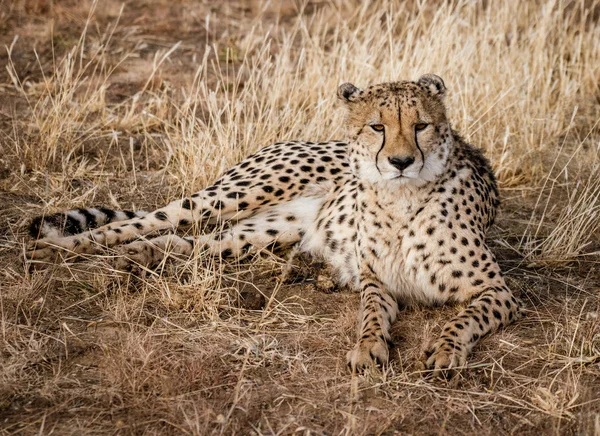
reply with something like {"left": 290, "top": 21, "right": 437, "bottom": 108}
{"left": 27, "top": 75, "right": 521, "bottom": 376}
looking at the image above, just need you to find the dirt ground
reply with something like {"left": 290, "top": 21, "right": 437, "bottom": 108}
{"left": 1, "top": 1, "right": 600, "bottom": 435}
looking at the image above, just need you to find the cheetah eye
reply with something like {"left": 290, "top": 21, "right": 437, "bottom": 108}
{"left": 370, "top": 124, "right": 385, "bottom": 132}
{"left": 415, "top": 123, "right": 429, "bottom": 132}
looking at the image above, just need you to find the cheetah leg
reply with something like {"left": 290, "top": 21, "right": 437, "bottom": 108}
{"left": 347, "top": 274, "right": 398, "bottom": 372}
{"left": 424, "top": 285, "right": 521, "bottom": 378}
{"left": 25, "top": 192, "right": 255, "bottom": 262}
{"left": 115, "top": 234, "right": 197, "bottom": 271}
{"left": 114, "top": 210, "right": 309, "bottom": 270}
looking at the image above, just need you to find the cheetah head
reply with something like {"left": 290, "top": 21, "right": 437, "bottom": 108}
{"left": 338, "top": 74, "right": 454, "bottom": 186}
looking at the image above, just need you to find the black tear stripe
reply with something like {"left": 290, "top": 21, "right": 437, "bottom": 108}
{"left": 374, "top": 110, "right": 385, "bottom": 175}
{"left": 414, "top": 130, "right": 426, "bottom": 171}
{"left": 414, "top": 109, "right": 426, "bottom": 171}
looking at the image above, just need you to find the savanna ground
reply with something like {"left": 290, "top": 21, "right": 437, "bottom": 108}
{"left": 1, "top": 0, "right": 600, "bottom": 434}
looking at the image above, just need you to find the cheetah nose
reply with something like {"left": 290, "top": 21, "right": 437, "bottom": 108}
{"left": 388, "top": 156, "right": 415, "bottom": 171}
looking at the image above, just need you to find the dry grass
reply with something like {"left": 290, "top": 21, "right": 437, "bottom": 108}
{"left": 1, "top": 0, "right": 600, "bottom": 434}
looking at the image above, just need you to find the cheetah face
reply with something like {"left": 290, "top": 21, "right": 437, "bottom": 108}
{"left": 338, "top": 74, "right": 454, "bottom": 186}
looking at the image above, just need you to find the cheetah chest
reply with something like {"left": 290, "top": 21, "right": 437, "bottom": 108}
{"left": 353, "top": 186, "right": 447, "bottom": 303}
{"left": 300, "top": 179, "right": 432, "bottom": 296}
{"left": 301, "top": 172, "right": 497, "bottom": 306}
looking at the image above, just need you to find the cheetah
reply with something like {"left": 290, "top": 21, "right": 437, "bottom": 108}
{"left": 27, "top": 74, "right": 521, "bottom": 376}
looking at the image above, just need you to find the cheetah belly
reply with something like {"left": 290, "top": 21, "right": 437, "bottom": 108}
{"left": 300, "top": 185, "right": 360, "bottom": 288}
{"left": 264, "top": 194, "right": 325, "bottom": 237}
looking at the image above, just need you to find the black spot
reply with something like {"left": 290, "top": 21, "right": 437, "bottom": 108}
{"left": 155, "top": 211, "right": 168, "bottom": 221}
{"left": 181, "top": 199, "right": 194, "bottom": 209}
{"left": 226, "top": 192, "right": 246, "bottom": 199}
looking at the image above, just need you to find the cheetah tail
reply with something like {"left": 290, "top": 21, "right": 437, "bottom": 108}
{"left": 28, "top": 207, "right": 149, "bottom": 239}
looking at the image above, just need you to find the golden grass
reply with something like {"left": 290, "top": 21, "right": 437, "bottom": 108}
{"left": 1, "top": 0, "right": 600, "bottom": 434}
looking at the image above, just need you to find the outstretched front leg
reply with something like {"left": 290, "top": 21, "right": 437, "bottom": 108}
{"left": 347, "top": 273, "right": 399, "bottom": 372}
{"left": 424, "top": 283, "right": 521, "bottom": 378}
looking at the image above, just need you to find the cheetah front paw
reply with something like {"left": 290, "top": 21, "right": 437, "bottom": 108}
{"left": 346, "top": 336, "right": 389, "bottom": 372}
{"left": 423, "top": 337, "right": 468, "bottom": 379}
{"left": 114, "top": 241, "right": 162, "bottom": 272}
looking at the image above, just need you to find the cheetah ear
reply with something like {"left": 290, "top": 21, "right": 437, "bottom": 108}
{"left": 337, "top": 82, "right": 362, "bottom": 103}
{"left": 417, "top": 74, "right": 446, "bottom": 97}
